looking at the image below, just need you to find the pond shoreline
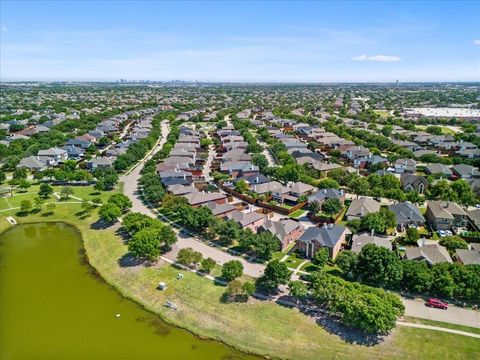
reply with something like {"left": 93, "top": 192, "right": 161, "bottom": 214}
{"left": 0, "top": 220, "right": 264, "bottom": 359}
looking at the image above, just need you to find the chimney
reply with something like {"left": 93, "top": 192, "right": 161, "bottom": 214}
{"left": 323, "top": 189, "right": 326, "bottom": 194}
{"left": 256, "top": 176, "right": 259, "bottom": 183}
{"left": 371, "top": 229, "right": 374, "bottom": 236}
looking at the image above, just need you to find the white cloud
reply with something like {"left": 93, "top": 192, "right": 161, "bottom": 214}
{"left": 474, "top": 39, "right": 480, "bottom": 45}
{"left": 352, "top": 54, "right": 401, "bottom": 62}
{"left": 1, "top": 26, "right": 7, "bottom": 32}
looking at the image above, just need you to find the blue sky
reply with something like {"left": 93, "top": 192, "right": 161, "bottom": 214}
{"left": 1, "top": 1, "right": 479, "bottom": 82}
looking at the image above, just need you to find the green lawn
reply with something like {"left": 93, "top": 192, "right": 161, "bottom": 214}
{"left": 402, "top": 316, "right": 480, "bottom": 336}
{"left": 283, "top": 253, "right": 306, "bottom": 269}
{"left": 289, "top": 209, "right": 306, "bottom": 218}
{"left": 1, "top": 202, "right": 479, "bottom": 360}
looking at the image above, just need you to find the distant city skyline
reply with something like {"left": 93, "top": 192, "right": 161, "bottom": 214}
{"left": 1, "top": 1, "right": 479, "bottom": 82}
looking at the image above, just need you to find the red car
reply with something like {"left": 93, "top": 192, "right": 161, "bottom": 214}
{"left": 426, "top": 298, "right": 448, "bottom": 310}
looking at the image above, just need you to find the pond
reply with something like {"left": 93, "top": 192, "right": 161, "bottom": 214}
{"left": 0, "top": 222, "right": 257, "bottom": 360}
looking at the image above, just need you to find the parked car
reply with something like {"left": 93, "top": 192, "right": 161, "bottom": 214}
{"left": 438, "top": 230, "right": 446, "bottom": 237}
{"left": 445, "top": 230, "right": 453, "bottom": 236}
{"left": 426, "top": 298, "right": 448, "bottom": 310}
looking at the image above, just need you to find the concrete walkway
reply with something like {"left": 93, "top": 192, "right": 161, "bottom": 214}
{"left": 397, "top": 321, "right": 480, "bottom": 338}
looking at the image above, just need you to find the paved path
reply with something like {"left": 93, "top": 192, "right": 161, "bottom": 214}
{"left": 397, "top": 321, "right": 480, "bottom": 338}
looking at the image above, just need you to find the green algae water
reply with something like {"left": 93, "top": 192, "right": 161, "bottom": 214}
{"left": 0, "top": 222, "right": 256, "bottom": 360}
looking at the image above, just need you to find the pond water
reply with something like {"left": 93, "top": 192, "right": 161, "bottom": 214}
{"left": 0, "top": 222, "right": 257, "bottom": 360}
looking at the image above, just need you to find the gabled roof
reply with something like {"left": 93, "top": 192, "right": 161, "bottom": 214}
{"left": 308, "top": 189, "right": 344, "bottom": 203}
{"left": 427, "top": 201, "right": 466, "bottom": 219}
{"left": 350, "top": 232, "right": 393, "bottom": 253}
{"left": 455, "top": 249, "right": 480, "bottom": 265}
{"left": 184, "top": 191, "right": 226, "bottom": 205}
{"left": 205, "top": 202, "right": 236, "bottom": 216}
{"left": 261, "top": 218, "right": 303, "bottom": 241}
{"left": 228, "top": 210, "right": 265, "bottom": 227}
{"left": 346, "top": 197, "right": 381, "bottom": 217}
{"left": 389, "top": 202, "right": 425, "bottom": 224}
{"left": 405, "top": 244, "right": 452, "bottom": 264}
{"left": 298, "top": 225, "right": 346, "bottom": 248}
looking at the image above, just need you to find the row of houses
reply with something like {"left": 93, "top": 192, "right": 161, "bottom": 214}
{"left": 15, "top": 108, "right": 158, "bottom": 172}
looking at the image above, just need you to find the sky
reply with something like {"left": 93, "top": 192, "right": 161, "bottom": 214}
{"left": 1, "top": 1, "right": 479, "bottom": 82}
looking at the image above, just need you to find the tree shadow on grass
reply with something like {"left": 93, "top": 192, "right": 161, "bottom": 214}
{"left": 300, "top": 308, "right": 387, "bottom": 346}
{"left": 118, "top": 253, "right": 146, "bottom": 268}
{"left": 90, "top": 219, "right": 113, "bottom": 230}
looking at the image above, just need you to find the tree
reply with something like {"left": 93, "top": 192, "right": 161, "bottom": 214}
{"left": 321, "top": 198, "right": 343, "bottom": 218}
{"left": 379, "top": 208, "right": 397, "bottom": 229}
{"left": 361, "top": 212, "right": 386, "bottom": 234}
{"left": 33, "top": 196, "right": 44, "bottom": 211}
{"left": 309, "top": 200, "right": 321, "bottom": 214}
{"left": 348, "top": 176, "right": 369, "bottom": 195}
{"left": 60, "top": 186, "right": 73, "bottom": 199}
{"left": 355, "top": 244, "right": 403, "bottom": 289}
{"left": 401, "top": 260, "right": 433, "bottom": 293}
{"left": 20, "top": 199, "right": 32, "bottom": 213}
{"left": 45, "top": 202, "right": 56, "bottom": 215}
{"left": 405, "top": 227, "right": 420, "bottom": 244}
{"left": 234, "top": 179, "right": 249, "bottom": 194}
{"left": 335, "top": 250, "right": 358, "bottom": 275}
{"left": 222, "top": 260, "right": 244, "bottom": 281}
{"left": 256, "top": 260, "right": 291, "bottom": 292}
{"left": 242, "top": 281, "right": 256, "bottom": 297}
{"left": 289, "top": 280, "right": 308, "bottom": 299}
{"left": 226, "top": 280, "right": 244, "bottom": 300}
{"left": 0, "top": 170, "right": 6, "bottom": 184}
{"left": 317, "top": 178, "right": 339, "bottom": 189}
{"left": 128, "top": 228, "right": 162, "bottom": 261}
{"left": 439, "top": 235, "right": 468, "bottom": 254}
{"left": 38, "top": 183, "right": 54, "bottom": 199}
{"left": 450, "top": 180, "right": 476, "bottom": 206}
{"left": 98, "top": 203, "right": 121, "bottom": 224}
{"left": 12, "top": 167, "right": 28, "bottom": 180}
{"left": 177, "top": 247, "right": 203, "bottom": 267}
{"left": 200, "top": 257, "right": 216, "bottom": 273}
{"left": 107, "top": 193, "right": 132, "bottom": 212}
{"left": 312, "top": 248, "right": 329, "bottom": 268}
{"left": 310, "top": 271, "right": 404, "bottom": 334}
{"left": 17, "top": 179, "right": 31, "bottom": 191}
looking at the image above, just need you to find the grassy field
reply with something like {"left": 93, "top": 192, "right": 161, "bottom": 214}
{"left": 1, "top": 193, "right": 479, "bottom": 360}
{"left": 289, "top": 209, "right": 306, "bottom": 218}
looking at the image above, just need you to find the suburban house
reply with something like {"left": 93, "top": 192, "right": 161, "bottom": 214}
{"left": 350, "top": 231, "right": 393, "bottom": 253}
{"left": 425, "top": 200, "right": 468, "bottom": 230}
{"left": 455, "top": 247, "right": 480, "bottom": 265}
{"left": 86, "top": 156, "right": 114, "bottom": 170}
{"left": 205, "top": 202, "right": 237, "bottom": 218}
{"left": 227, "top": 210, "right": 265, "bottom": 231}
{"left": 452, "top": 164, "right": 480, "bottom": 180}
{"left": 308, "top": 188, "right": 345, "bottom": 205}
{"left": 287, "top": 182, "right": 315, "bottom": 198}
{"left": 16, "top": 156, "right": 48, "bottom": 172}
{"left": 184, "top": 191, "right": 227, "bottom": 207}
{"left": 425, "top": 163, "right": 453, "bottom": 177}
{"left": 467, "top": 209, "right": 480, "bottom": 231}
{"left": 389, "top": 202, "right": 425, "bottom": 229}
{"left": 259, "top": 218, "right": 305, "bottom": 250}
{"left": 345, "top": 197, "right": 381, "bottom": 221}
{"left": 400, "top": 173, "right": 429, "bottom": 194}
{"left": 297, "top": 224, "right": 347, "bottom": 259}
{"left": 405, "top": 242, "right": 452, "bottom": 265}
{"left": 394, "top": 158, "right": 417, "bottom": 174}
{"left": 167, "top": 184, "right": 198, "bottom": 196}
{"left": 37, "top": 147, "right": 68, "bottom": 163}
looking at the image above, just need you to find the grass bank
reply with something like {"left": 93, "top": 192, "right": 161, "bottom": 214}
{"left": 1, "top": 201, "right": 479, "bottom": 359}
